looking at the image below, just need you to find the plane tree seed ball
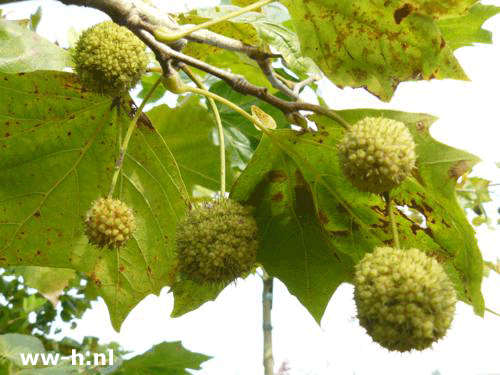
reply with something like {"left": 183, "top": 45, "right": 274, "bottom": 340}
{"left": 73, "top": 21, "right": 149, "bottom": 95}
{"left": 338, "top": 117, "right": 416, "bottom": 194}
{"left": 354, "top": 246, "right": 457, "bottom": 352}
{"left": 176, "top": 199, "right": 259, "bottom": 284}
{"left": 84, "top": 197, "right": 136, "bottom": 249}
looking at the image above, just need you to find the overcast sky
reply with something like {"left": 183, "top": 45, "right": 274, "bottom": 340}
{"left": 2, "top": 0, "right": 500, "bottom": 374}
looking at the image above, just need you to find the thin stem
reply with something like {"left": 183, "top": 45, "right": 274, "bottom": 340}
{"left": 262, "top": 269, "right": 274, "bottom": 375}
{"left": 107, "top": 77, "right": 162, "bottom": 198}
{"left": 384, "top": 192, "right": 400, "bottom": 249}
{"left": 176, "top": 85, "right": 272, "bottom": 136}
{"left": 154, "top": 0, "right": 275, "bottom": 43}
{"left": 181, "top": 65, "right": 226, "bottom": 196}
{"left": 485, "top": 307, "right": 500, "bottom": 317}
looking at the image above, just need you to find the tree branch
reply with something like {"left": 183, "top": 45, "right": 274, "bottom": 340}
{"left": 56, "top": 0, "right": 186, "bottom": 49}
{"left": 56, "top": 0, "right": 350, "bottom": 128}
{"left": 257, "top": 59, "right": 300, "bottom": 100}
{"left": 140, "top": 29, "right": 351, "bottom": 126}
{"left": 144, "top": 30, "right": 351, "bottom": 127}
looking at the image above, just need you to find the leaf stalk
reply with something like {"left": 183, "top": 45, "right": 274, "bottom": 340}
{"left": 181, "top": 65, "right": 227, "bottom": 196}
{"left": 107, "top": 77, "right": 162, "bottom": 198}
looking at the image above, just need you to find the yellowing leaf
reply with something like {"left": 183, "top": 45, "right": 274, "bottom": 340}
{"left": 283, "top": 0, "right": 474, "bottom": 101}
{"left": 251, "top": 105, "right": 277, "bottom": 130}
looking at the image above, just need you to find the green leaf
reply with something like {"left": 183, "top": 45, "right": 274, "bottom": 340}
{"left": 170, "top": 279, "right": 225, "bottom": 318}
{"left": 283, "top": 0, "right": 470, "bottom": 101}
{"left": 0, "top": 334, "right": 45, "bottom": 366}
{"left": 146, "top": 97, "right": 232, "bottom": 193}
{"left": 115, "top": 341, "right": 211, "bottom": 375}
{"left": 29, "top": 6, "right": 42, "bottom": 32}
{"left": 22, "top": 294, "right": 48, "bottom": 313}
{"left": 16, "top": 365, "right": 81, "bottom": 375}
{"left": 0, "top": 71, "right": 188, "bottom": 331}
{"left": 0, "top": 358, "right": 11, "bottom": 375}
{"left": 228, "top": 0, "right": 256, "bottom": 6}
{"left": 456, "top": 176, "right": 492, "bottom": 210}
{"left": 179, "top": 7, "right": 260, "bottom": 46}
{"left": 12, "top": 266, "right": 75, "bottom": 296}
{"left": 138, "top": 73, "right": 167, "bottom": 103}
{"left": 0, "top": 19, "right": 70, "bottom": 73}
{"left": 437, "top": 4, "right": 500, "bottom": 50}
{"left": 231, "top": 109, "right": 484, "bottom": 323}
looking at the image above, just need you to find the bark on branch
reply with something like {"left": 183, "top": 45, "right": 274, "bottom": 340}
{"left": 56, "top": 0, "right": 350, "bottom": 127}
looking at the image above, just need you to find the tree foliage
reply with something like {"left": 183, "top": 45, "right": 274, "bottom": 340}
{"left": 0, "top": 0, "right": 499, "bottom": 372}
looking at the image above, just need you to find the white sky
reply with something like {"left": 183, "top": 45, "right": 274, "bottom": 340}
{"left": 2, "top": 0, "right": 500, "bottom": 374}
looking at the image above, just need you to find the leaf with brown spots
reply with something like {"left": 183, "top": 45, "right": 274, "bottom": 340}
{"left": 232, "top": 108, "right": 484, "bottom": 324}
{"left": 0, "top": 71, "right": 188, "bottom": 331}
{"left": 281, "top": 0, "right": 497, "bottom": 101}
{"left": 232, "top": 130, "right": 357, "bottom": 322}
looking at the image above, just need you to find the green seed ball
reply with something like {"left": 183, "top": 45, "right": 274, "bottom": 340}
{"left": 176, "top": 199, "right": 259, "bottom": 284}
{"left": 354, "top": 246, "right": 457, "bottom": 352}
{"left": 84, "top": 197, "right": 136, "bottom": 249}
{"left": 73, "top": 21, "right": 149, "bottom": 95}
{"left": 338, "top": 117, "right": 416, "bottom": 194}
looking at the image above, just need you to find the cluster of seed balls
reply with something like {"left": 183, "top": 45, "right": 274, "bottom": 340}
{"left": 75, "top": 21, "right": 258, "bottom": 284}
{"left": 176, "top": 199, "right": 259, "bottom": 284}
{"left": 338, "top": 117, "right": 457, "bottom": 351}
{"left": 74, "top": 24, "right": 457, "bottom": 351}
{"left": 354, "top": 246, "right": 457, "bottom": 352}
{"left": 73, "top": 21, "right": 148, "bottom": 95}
{"left": 84, "top": 197, "right": 136, "bottom": 249}
{"left": 83, "top": 196, "right": 258, "bottom": 285}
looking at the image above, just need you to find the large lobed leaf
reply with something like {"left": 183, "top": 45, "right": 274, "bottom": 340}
{"left": 0, "top": 71, "right": 187, "bottom": 331}
{"left": 282, "top": 0, "right": 498, "bottom": 101}
{"left": 231, "top": 109, "right": 484, "bottom": 323}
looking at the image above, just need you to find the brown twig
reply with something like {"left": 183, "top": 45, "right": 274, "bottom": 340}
{"left": 56, "top": 0, "right": 350, "bottom": 128}
{"left": 140, "top": 29, "right": 350, "bottom": 128}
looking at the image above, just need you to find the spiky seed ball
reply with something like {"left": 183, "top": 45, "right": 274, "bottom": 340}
{"left": 176, "top": 199, "right": 258, "bottom": 284}
{"left": 354, "top": 246, "right": 457, "bottom": 352}
{"left": 84, "top": 197, "right": 136, "bottom": 249}
{"left": 73, "top": 21, "right": 148, "bottom": 95}
{"left": 338, "top": 117, "right": 416, "bottom": 194}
